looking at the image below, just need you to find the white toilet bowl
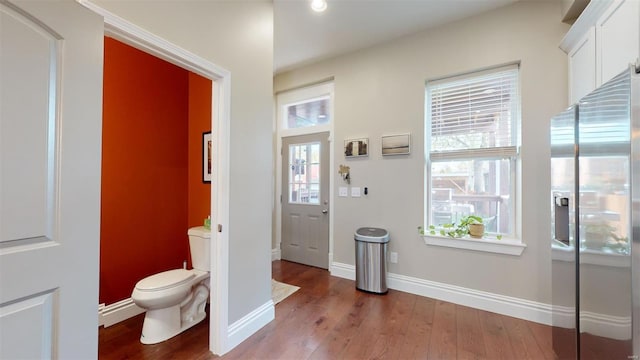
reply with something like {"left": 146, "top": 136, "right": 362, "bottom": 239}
{"left": 131, "top": 226, "right": 211, "bottom": 344}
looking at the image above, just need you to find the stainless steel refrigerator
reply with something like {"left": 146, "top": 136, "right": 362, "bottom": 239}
{"left": 551, "top": 64, "right": 640, "bottom": 359}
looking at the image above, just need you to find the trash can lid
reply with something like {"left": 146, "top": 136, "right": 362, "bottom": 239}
{"left": 355, "top": 227, "right": 389, "bottom": 243}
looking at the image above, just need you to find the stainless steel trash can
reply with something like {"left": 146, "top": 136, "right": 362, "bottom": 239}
{"left": 355, "top": 227, "right": 389, "bottom": 294}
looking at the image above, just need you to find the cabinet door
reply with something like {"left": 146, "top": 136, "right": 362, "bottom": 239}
{"left": 569, "top": 27, "right": 597, "bottom": 104}
{"left": 597, "top": 0, "right": 640, "bottom": 85}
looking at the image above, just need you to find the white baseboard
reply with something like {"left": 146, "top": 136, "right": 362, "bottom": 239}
{"left": 272, "top": 248, "right": 281, "bottom": 261}
{"left": 330, "top": 261, "right": 629, "bottom": 339}
{"left": 98, "top": 298, "right": 145, "bottom": 327}
{"left": 330, "top": 261, "right": 356, "bottom": 281}
{"left": 331, "top": 261, "right": 551, "bottom": 324}
{"left": 98, "top": 295, "right": 277, "bottom": 348}
{"left": 227, "top": 300, "right": 274, "bottom": 351}
{"left": 388, "top": 271, "right": 553, "bottom": 325}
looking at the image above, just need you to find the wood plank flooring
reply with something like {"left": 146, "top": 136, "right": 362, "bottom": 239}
{"left": 99, "top": 260, "right": 556, "bottom": 359}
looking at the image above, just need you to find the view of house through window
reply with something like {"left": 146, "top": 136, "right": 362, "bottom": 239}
{"left": 288, "top": 142, "right": 321, "bottom": 204}
{"left": 426, "top": 64, "right": 520, "bottom": 238}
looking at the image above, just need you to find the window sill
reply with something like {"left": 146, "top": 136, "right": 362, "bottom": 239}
{"left": 423, "top": 234, "right": 526, "bottom": 256}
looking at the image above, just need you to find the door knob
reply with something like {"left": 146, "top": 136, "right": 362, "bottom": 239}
{"left": 322, "top": 209, "right": 328, "bottom": 214}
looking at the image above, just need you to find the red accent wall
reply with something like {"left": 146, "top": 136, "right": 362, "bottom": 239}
{"left": 100, "top": 37, "right": 190, "bottom": 305}
{"left": 188, "top": 73, "right": 212, "bottom": 229}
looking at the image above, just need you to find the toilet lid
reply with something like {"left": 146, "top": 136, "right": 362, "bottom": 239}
{"left": 135, "top": 269, "right": 195, "bottom": 292}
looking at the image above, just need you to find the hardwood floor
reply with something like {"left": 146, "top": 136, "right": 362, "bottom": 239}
{"left": 99, "top": 260, "right": 556, "bottom": 359}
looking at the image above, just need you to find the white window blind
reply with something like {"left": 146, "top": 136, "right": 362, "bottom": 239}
{"left": 428, "top": 64, "right": 519, "bottom": 160}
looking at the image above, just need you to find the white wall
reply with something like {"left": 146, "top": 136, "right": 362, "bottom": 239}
{"left": 275, "top": 1, "right": 569, "bottom": 305}
{"left": 94, "top": 1, "right": 273, "bottom": 324}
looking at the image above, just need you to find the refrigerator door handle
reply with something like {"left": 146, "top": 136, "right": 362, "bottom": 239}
{"left": 554, "top": 195, "right": 570, "bottom": 245}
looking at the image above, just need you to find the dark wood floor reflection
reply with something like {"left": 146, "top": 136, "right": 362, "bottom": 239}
{"left": 99, "top": 260, "right": 556, "bottom": 359}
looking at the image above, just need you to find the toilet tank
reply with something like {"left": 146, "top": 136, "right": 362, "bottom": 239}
{"left": 188, "top": 226, "right": 211, "bottom": 271}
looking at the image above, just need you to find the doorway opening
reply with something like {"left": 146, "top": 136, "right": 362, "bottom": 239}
{"left": 275, "top": 82, "right": 334, "bottom": 270}
{"left": 81, "top": 1, "right": 231, "bottom": 355}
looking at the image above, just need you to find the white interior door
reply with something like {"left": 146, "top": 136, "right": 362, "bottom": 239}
{"left": 0, "top": 1, "right": 103, "bottom": 358}
{"left": 281, "top": 132, "right": 329, "bottom": 269}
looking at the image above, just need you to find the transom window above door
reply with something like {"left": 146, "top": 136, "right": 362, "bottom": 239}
{"left": 286, "top": 97, "right": 330, "bottom": 129}
{"left": 277, "top": 82, "right": 333, "bottom": 136}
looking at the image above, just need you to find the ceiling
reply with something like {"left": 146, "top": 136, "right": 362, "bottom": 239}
{"left": 274, "top": 0, "right": 519, "bottom": 74}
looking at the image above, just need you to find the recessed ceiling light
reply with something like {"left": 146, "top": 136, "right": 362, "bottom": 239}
{"left": 311, "top": 0, "right": 327, "bottom": 12}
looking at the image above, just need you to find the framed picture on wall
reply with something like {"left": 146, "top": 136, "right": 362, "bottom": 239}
{"left": 203, "top": 131, "right": 212, "bottom": 183}
{"left": 344, "top": 138, "right": 369, "bottom": 158}
{"left": 382, "top": 134, "right": 411, "bottom": 156}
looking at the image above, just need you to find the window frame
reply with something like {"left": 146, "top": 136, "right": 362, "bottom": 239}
{"left": 277, "top": 82, "right": 333, "bottom": 138}
{"left": 424, "top": 63, "right": 524, "bottom": 255}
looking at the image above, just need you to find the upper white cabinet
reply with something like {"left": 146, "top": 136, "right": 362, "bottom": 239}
{"left": 596, "top": 0, "right": 640, "bottom": 84}
{"left": 568, "top": 27, "right": 596, "bottom": 103}
{"left": 561, "top": 0, "right": 640, "bottom": 104}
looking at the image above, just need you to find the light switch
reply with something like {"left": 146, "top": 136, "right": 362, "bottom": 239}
{"left": 339, "top": 187, "right": 348, "bottom": 197}
{"left": 351, "top": 187, "right": 361, "bottom": 197}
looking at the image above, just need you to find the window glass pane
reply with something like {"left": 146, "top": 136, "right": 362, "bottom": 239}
{"left": 286, "top": 98, "right": 330, "bottom": 129}
{"left": 289, "top": 183, "right": 299, "bottom": 203}
{"left": 310, "top": 143, "right": 320, "bottom": 163}
{"left": 299, "top": 184, "right": 310, "bottom": 203}
{"left": 288, "top": 142, "right": 321, "bottom": 205}
{"left": 309, "top": 164, "right": 320, "bottom": 183}
{"left": 431, "top": 159, "right": 511, "bottom": 235}
{"left": 309, "top": 183, "right": 320, "bottom": 204}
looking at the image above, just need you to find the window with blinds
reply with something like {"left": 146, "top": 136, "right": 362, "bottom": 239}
{"left": 425, "top": 64, "right": 520, "bottom": 239}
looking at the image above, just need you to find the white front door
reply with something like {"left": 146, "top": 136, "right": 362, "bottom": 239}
{"left": 0, "top": 1, "right": 103, "bottom": 358}
{"left": 281, "top": 132, "right": 330, "bottom": 269}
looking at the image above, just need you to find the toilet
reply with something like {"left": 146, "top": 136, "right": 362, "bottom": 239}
{"left": 131, "top": 226, "right": 211, "bottom": 344}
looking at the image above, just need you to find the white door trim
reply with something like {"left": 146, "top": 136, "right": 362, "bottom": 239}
{"left": 77, "top": 1, "right": 231, "bottom": 355}
{"left": 275, "top": 83, "right": 335, "bottom": 267}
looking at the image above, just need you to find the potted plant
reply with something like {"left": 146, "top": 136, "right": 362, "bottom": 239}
{"left": 420, "top": 215, "right": 484, "bottom": 238}
{"left": 466, "top": 216, "right": 485, "bottom": 238}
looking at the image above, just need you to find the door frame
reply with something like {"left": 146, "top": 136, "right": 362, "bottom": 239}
{"left": 281, "top": 132, "right": 330, "bottom": 268}
{"left": 275, "top": 82, "right": 335, "bottom": 268}
{"left": 78, "top": 1, "right": 231, "bottom": 355}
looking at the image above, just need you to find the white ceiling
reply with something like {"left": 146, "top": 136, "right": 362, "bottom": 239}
{"left": 274, "top": 0, "right": 519, "bottom": 74}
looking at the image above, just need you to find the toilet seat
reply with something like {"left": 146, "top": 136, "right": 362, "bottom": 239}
{"left": 135, "top": 269, "right": 195, "bottom": 292}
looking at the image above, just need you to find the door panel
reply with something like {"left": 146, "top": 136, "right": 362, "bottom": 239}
{"left": 0, "top": 1, "right": 103, "bottom": 358}
{"left": 578, "top": 70, "right": 632, "bottom": 359}
{"left": 0, "top": 291, "right": 55, "bottom": 359}
{"left": 288, "top": 213, "right": 302, "bottom": 248}
{"left": 0, "top": 2, "right": 56, "bottom": 243}
{"left": 306, "top": 214, "right": 321, "bottom": 251}
{"left": 281, "top": 132, "right": 329, "bottom": 269}
{"left": 597, "top": 0, "right": 640, "bottom": 86}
